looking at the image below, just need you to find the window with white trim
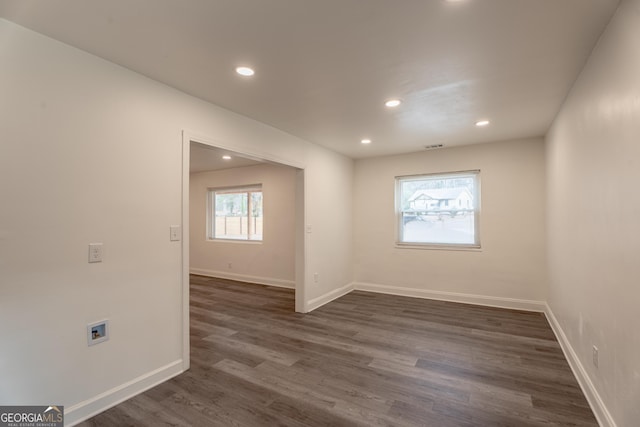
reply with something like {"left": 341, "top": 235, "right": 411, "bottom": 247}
{"left": 396, "top": 171, "right": 480, "bottom": 248}
{"left": 208, "top": 185, "right": 263, "bottom": 241}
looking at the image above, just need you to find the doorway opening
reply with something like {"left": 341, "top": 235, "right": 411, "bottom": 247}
{"left": 180, "top": 132, "right": 306, "bottom": 369}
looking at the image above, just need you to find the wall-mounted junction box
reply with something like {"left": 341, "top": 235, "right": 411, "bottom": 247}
{"left": 87, "top": 320, "right": 109, "bottom": 346}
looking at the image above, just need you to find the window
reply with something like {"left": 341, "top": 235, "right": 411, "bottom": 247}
{"left": 208, "top": 185, "right": 263, "bottom": 241}
{"left": 396, "top": 171, "right": 480, "bottom": 248}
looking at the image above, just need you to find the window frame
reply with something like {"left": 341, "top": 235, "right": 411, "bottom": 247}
{"left": 395, "top": 170, "right": 481, "bottom": 250}
{"left": 207, "top": 184, "right": 263, "bottom": 242}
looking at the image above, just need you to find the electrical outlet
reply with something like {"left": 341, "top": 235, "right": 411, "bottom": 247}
{"left": 88, "top": 243, "right": 103, "bottom": 263}
{"left": 228, "top": 262, "right": 232, "bottom": 269}
{"left": 592, "top": 345, "right": 599, "bottom": 368}
{"left": 314, "top": 272, "right": 319, "bottom": 283}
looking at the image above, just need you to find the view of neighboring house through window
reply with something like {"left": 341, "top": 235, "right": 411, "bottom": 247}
{"left": 396, "top": 171, "right": 480, "bottom": 247}
{"left": 208, "top": 185, "right": 263, "bottom": 241}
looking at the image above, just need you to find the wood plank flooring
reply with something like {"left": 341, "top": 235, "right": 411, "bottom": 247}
{"left": 79, "top": 275, "right": 597, "bottom": 426}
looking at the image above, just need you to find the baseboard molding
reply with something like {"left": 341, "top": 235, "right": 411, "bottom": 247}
{"left": 352, "top": 282, "right": 616, "bottom": 424}
{"left": 306, "top": 282, "right": 354, "bottom": 312}
{"left": 353, "top": 282, "right": 546, "bottom": 312}
{"left": 190, "top": 268, "right": 295, "bottom": 289}
{"left": 544, "top": 305, "right": 616, "bottom": 427}
{"left": 65, "top": 360, "right": 184, "bottom": 426}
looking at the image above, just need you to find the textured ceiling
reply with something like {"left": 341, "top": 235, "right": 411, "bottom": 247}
{"left": 0, "top": 0, "right": 620, "bottom": 158}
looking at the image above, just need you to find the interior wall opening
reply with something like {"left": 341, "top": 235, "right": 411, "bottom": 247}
{"left": 182, "top": 137, "right": 306, "bottom": 367}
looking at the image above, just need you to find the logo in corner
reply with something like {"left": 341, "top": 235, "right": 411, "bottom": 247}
{"left": 0, "top": 405, "right": 64, "bottom": 427}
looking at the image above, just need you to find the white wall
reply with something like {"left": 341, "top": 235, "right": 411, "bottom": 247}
{"left": 190, "top": 164, "right": 296, "bottom": 287}
{"left": 354, "top": 138, "right": 547, "bottom": 307}
{"left": 0, "top": 18, "right": 353, "bottom": 423}
{"left": 303, "top": 146, "right": 354, "bottom": 307}
{"left": 545, "top": 1, "right": 640, "bottom": 425}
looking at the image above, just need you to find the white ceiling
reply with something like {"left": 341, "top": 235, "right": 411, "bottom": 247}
{"left": 190, "top": 143, "right": 263, "bottom": 173}
{"left": 0, "top": 0, "right": 619, "bottom": 159}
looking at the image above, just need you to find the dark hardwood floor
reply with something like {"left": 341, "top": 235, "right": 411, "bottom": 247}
{"left": 79, "top": 275, "right": 597, "bottom": 426}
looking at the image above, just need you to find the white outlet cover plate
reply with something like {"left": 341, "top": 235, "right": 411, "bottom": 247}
{"left": 88, "top": 243, "right": 103, "bottom": 263}
{"left": 87, "top": 319, "right": 109, "bottom": 346}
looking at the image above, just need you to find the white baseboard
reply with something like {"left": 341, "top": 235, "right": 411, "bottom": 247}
{"left": 353, "top": 282, "right": 546, "bottom": 312}
{"left": 306, "top": 282, "right": 354, "bottom": 312}
{"left": 190, "top": 268, "right": 295, "bottom": 289}
{"left": 543, "top": 305, "right": 616, "bottom": 427}
{"left": 65, "top": 360, "right": 184, "bottom": 426}
{"left": 351, "top": 282, "right": 616, "bottom": 425}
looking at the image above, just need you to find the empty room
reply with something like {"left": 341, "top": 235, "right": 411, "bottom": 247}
{"left": 0, "top": 1, "right": 638, "bottom": 426}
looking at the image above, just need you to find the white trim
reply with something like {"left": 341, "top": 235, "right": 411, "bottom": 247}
{"left": 395, "top": 243, "right": 482, "bottom": 252}
{"left": 207, "top": 185, "right": 263, "bottom": 242}
{"left": 395, "top": 170, "right": 481, "bottom": 249}
{"left": 353, "top": 282, "right": 546, "bottom": 312}
{"left": 182, "top": 129, "right": 307, "bottom": 315}
{"left": 306, "top": 282, "right": 354, "bottom": 312}
{"left": 181, "top": 132, "right": 191, "bottom": 371}
{"left": 66, "top": 360, "right": 184, "bottom": 426}
{"left": 294, "top": 169, "right": 306, "bottom": 312}
{"left": 543, "top": 304, "right": 617, "bottom": 427}
{"left": 183, "top": 129, "right": 306, "bottom": 170}
{"left": 190, "top": 268, "right": 295, "bottom": 289}
{"left": 349, "top": 282, "right": 615, "bottom": 425}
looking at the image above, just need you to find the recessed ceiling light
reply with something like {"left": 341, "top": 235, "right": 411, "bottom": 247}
{"left": 235, "top": 66, "right": 255, "bottom": 77}
{"left": 361, "top": 139, "right": 372, "bottom": 144}
{"left": 475, "top": 120, "right": 490, "bottom": 127}
{"left": 222, "top": 155, "right": 232, "bottom": 160}
{"left": 385, "top": 99, "right": 402, "bottom": 108}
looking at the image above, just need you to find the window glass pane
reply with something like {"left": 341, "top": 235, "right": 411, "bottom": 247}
{"left": 249, "top": 191, "right": 263, "bottom": 241}
{"left": 399, "top": 173, "right": 478, "bottom": 246}
{"left": 210, "top": 188, "right": 263, "bottom": 241}
{"left": 214, "top": 192, "right": 248, "bottom": 240}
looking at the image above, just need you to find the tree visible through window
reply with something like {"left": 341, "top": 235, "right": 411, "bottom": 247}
{"left": 396, "top": 171, "right": 480, "bottom": 247}
{"left": 208, "top": 185, "right": 263, "bottom": 241}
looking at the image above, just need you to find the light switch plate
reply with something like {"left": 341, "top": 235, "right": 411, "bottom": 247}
{"left": 170, "top": 225, "right": 181, "bottom": 241}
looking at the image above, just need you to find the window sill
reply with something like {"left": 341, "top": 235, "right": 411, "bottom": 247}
{"left": 207, "top": 239, "right": 263, "bottom": 245}
{"left": 395, "top": 242, "right": 482, "bottom": 252}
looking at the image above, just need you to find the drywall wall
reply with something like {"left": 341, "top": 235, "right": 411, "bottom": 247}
{"left": 545, "top": 1, "right": 640, "bottom": 425}
{"left": 0, "top": 18, "right": 353, "bottom": 423}
{"left": 304, "top": 146, "right": 354, "bottom": 308}
{"left": 190, "top": 164, "right": 296, "bottom": 287}
{"left": 354, "top": 138, "right": 547, "bottom": 307}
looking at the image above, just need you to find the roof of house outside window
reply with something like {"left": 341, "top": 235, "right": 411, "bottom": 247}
{"left": 408, "top": 188, "right": 471, "bottom": 202}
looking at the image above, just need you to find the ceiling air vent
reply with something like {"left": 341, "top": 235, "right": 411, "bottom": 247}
{"left": 424, "top": 144, "right": 444, "bottom": 150}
